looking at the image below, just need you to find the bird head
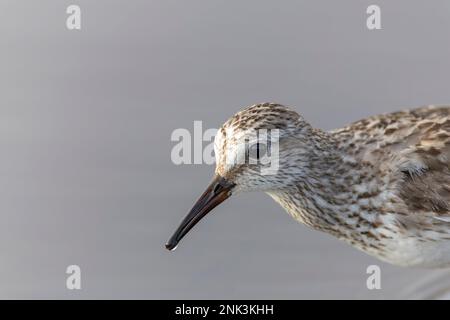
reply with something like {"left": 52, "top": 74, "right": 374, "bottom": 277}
{"left": 166, "top": 103, "right": 313, "bottom": 250}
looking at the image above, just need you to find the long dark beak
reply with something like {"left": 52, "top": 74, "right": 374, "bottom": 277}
{"left": 165, "top": 174, "right": 235, "bottom": 251}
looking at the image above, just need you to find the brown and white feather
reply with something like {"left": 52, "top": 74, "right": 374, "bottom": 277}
{"left": 215, "top": 103, "right": 450, "bottom": 267}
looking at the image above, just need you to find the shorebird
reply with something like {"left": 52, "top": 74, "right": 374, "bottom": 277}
{"left": 166, "top": 103, "right": 450, "bottom": 268}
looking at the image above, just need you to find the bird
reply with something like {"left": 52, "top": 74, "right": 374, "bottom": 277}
{"left": 166, "top": 102, "right": 450, "bottom": 268}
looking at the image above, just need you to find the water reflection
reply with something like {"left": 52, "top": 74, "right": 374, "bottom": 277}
{"left": 399, "top": 270, "right": 450, "bottom": 299}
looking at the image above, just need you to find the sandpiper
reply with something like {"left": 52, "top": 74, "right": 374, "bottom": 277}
{"left": 166, "top": 103, "right": 450, "bottom": 268}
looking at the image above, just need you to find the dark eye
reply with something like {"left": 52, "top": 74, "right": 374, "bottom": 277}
{"left": 249, "top": 142, "right": 267, "bottom": 161}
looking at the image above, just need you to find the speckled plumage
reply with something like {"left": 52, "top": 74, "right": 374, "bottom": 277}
{"left": 212, "top": 103, "right": 450, "bottom": 268}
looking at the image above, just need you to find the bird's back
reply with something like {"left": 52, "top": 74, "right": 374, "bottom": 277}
{"left": 331, "top": 105, "right": 450, "bottom": 162}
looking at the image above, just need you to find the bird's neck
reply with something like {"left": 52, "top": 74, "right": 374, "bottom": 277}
{"left": 268, "top": 128, "right": 371, "bottom": 233}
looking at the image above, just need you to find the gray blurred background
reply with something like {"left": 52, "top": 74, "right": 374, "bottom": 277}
{"left": 1, "top": 0, "right": 450, "bottom": 299}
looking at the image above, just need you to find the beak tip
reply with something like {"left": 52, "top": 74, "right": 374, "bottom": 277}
{"left": 165, "top": 241, "right": 178, "bottom": 251}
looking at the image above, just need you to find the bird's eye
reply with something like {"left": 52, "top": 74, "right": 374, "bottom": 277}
{"left": 248, "top": 142, "right": 267, "bottom": 161}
